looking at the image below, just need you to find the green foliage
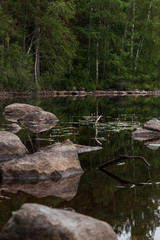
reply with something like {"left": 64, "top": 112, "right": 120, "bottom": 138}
{"left": 70, "top": 0, "right": 160, "bottom": 90}
{"left": 40, "top": 0, "right": 78, "bottom": 88}
{"left": 1, "top": 0, "right": 160, "bottom": 90}
{"left": 0, "top": 0, "right": 77, "bottom": 90}
{"left": 0, "top": 43, "right": 34, "bottom": 90}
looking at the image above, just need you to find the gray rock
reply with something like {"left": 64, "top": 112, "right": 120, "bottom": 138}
{"left": 144, "top": 139, "right": 160, "bottom": 150}
{"left": 5, "top": 123, "right": 21, "bottom": 133}
{"left": 3, "top": 103, "right": 43, "bottom": 122}
{"left": 132, "top": 127, "right": 160, "bottom": 141}
{"left": 25, "top": 122, "right": 56, "bottom": 133}
{"left": 0, "top": 140, "right": 83, "bottom": 180}
{"left": 42, "top": 142, "right": 102, "bottom": 154}
{"left": 18, "top": 109, "right": 58, "bottom": 123}
{"left": 0, "top": 173, "right": 83, "bottom": 200}
{"left": 75, "top": 144, "right": 102, "bottom": 153}
{"left": 0, "top": 131, "right": 28, "bottom": 162}
{"left": 0, "top": 203, "right": 118, "bottom": 240}
{"left": 18, "top": 110, "right": 58, "bottom": 133}
{"left": 144, "top": 118, "right": 160, "bottom": 132}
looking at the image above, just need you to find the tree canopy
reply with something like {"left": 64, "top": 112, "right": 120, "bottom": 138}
{"left": 0, "top": 0, "right": 160, "bottom": 91}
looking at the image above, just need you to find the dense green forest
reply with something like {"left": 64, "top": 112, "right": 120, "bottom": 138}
{"left": 1, "top": 0, "right": 160, "bottom": 91}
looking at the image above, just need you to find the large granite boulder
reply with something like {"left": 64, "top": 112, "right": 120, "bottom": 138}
{"left": 21, "top": 121, "right": 56, "bottom": 133}
{"left": 18, "top": 109, "right": 58, "bottom": 123}
{"left": 3, "top": 103, "right": 59, "bottom": 133}
{"left": 18, "top": 110, "right": 58, "bottom": 133}
{"left": 0, "top": 140, "right": 83, "bottom": 181}
{"left": 3, "top": 103, "right": 43, "bottom": 122}
{"left": 0, "top": 203, "right": 118, "bottom": 240}
{"left": 0, "top": 173, "right": 82, "bottom": 200}
{"left": 0, "top": 131, "right": 28, "bottom": 162}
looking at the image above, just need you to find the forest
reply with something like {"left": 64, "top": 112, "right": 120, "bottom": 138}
{"left": 1, "top": 0, "right": 160, "bottom": 91}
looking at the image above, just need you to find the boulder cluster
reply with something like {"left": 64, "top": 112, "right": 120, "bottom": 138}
{"left": 0, "top": 103, "right": 117, "bottom": 240}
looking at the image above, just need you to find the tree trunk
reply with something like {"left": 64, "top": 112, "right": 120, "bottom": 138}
{"left": 23, "top": 17, "right": 27, "bottom": 52}
{"left": 34, "top": 0, "right": 41, "bottom": 87}
{"left": 122, "top": 0, "right": 132, "bottom": 50}
{"left": 96, "top": 40, "right": 99, "bottom": 84}
{"left": 34, "top": 26, "right": 40, "bottom": 87}
{"left": 88, "top": 6, "right": 92, "bottom": 74}
{"left": 131, "top": 0, "right": 135, "bottom": 59}
{"left": 103, "top": 24, "right": 110, "bottom": 79}
{"left": 134, "top": 1, "right": 152, "bottom": 74}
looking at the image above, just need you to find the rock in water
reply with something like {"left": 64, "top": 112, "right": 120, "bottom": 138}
{"left": 5, "top": 123, "right": 21, "bottom": 133}
{"left": 144, "top": 118, "right": 160, "bottom": 132}
{"left": 0, "top": 173, "right": 83, "bottom": 200}
{"left": 18, "top": 110, "right": 59, "bottom": 133}
{"left": 0, "top": 140, "right": 83, "bottom": 180}
{"left": 3, "top": 103, "right": 43, "bottom": 122}
{"left": 132, "top": 127, "right": 160, "bottom": 141}
{"left": 0, "top": 203, "right": 118, "bottom": 240}
{"left": 41, "top": 141, "right": 102, "bottom": 154}
{"left": 0, "top": 131, "right": 28, "bottom": 162}
{"left": 74, "top": 144, "right": 102, "bottom": 153}
{"left": 18, "top": 110, "right": 58, "bottom": 123}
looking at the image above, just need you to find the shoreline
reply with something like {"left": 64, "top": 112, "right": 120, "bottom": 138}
{"left": 0, "top": 89, "right": 160, "bottom": 99}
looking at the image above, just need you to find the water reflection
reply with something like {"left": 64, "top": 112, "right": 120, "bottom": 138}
{"left": 1, "top": 96, "right": 160, "bottom": 239}
{"left": 99, "top": 168, "right": 151, "bottom": 188}
{"left": 0, "top": 173, "right": 83, "bottom": 201}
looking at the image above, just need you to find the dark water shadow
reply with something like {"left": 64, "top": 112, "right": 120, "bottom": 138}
{"left": 98, "top": 155, "right": 151, "bottom": 188}
{"left": 99, "top": 168, "right": 151, "bottom": 188}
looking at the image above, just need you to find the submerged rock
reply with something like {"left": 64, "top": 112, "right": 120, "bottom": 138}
{"left": 3, "top": 103, "right": 43, "bottom": 122}
{"left": 41, "top": 141, "right": 102, "bottom": 154}
{"left": 0, "top": 203, "right": 118, "bottom": 240}
{"left": 74, "top": 144, "right": 102, "bottom": 153}
{"left": 0, "top": 140, "right": 83, "bottom": 181}
{"left": 0, "top": 131, "right": 28, "bottom": 162}
{"left": 144, "top": 139, "right": 160, "bottom": 150}
{"left": 0, "top": 173, "right": 82, "bottom": 200}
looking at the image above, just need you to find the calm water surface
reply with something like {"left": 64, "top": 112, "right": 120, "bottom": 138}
{"left": 0, "top": 96, "right": 160, "bottom": 240}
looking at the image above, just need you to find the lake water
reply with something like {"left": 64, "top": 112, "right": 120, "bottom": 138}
{"left": 0, "top": 96, "right": 160, "bottom": 240}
